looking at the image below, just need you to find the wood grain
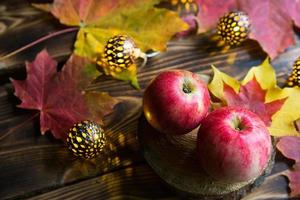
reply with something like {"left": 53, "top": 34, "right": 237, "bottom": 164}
{"left": 0, "top": 0, "right": 298, "bottom": 199}
{"left": 0, "top": 96, "right": 144, "bottom": 199}
{"left": 28, "top": 164, "right": 177, "bottom": 200}
{"left": 25, "top": 164, "right": 293, "bottom": 200}
{"left": 0, "top": 0, "right": 44, "bottom": 35}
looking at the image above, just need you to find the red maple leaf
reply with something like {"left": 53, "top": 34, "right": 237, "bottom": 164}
{"left": 277, "top": 136, "right": 300, "bottom": 197}
{"left": 11, "top": 50, "right": 119, "bottom": 140}
{"left": 195, "top": 0, "right": 300, "bottom": 59}
{"left": 223, "top": 76, "right": 287, "bottom": 126}
{"left": 196, "top": 0, "right": 236, "bottom": 32}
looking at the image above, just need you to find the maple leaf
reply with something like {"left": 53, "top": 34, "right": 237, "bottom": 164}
{"left": 73, "top": 2, "right": 187, "bottom": 57}
{"left": 208, "top": 58, "right": 300, "bottom": 137}
{"left": 268, "top": 87, "right": 300, "bottom": 137}
{"left": 33, "top": 0, "right": 188, "bottom": 87}
{"left": 156, "top": 0, "right": 199, "bottom": 37}
{"left": 177, "top": 15, "right": 198, "bottom": 37}
{"left": 196, "top": 0, "right": 237, "bottom": 33}
{"left": 32, "top": 0, "right": 143, "bottom": 26}
{"left": 195, "top": 0, "right": 300, "bottom": 59}
{"left": 277, "top": 136, "right": 300, "bottom": 197}
{"left": 223, "top": 77, "right": 287, "bottom": 126}
{"left": 11, "top": 50, "right": 119, "bottom": 140}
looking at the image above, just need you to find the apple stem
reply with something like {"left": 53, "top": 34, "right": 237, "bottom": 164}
{"left": 183, "top": 86, "right": 191, "bottom": 93}
{"left": 231, "top": 115, "right": 245, "bottom": 131}
{"left": 182, "top": 81, "right": 193, "bottom": 94}
{"left": 0, "top": 27, "right": 78, "bottom": 61}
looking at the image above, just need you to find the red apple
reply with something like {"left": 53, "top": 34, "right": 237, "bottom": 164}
{"left": 143, "top": 70, "right": 210, "bottom": 135}
{"left": 197, "top": 107, "right": 272, "bottom": 183}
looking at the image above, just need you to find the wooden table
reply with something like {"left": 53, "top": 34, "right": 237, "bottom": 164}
{"left": 0, "top": 0, "right": 298, "bottom": 199}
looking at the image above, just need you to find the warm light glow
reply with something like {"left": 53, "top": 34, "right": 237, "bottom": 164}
{"left": 118, "top": 133, "right": 125, "bottom": 146}
{"left": 145, "top": 110, "right": 152, "bottom": 121}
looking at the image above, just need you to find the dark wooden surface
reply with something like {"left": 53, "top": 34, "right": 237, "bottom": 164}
{"left": 0, "top": 0, "right": 299, "bottom": 199}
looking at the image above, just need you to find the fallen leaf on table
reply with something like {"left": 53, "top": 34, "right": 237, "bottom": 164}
{"left": 237, "top": 59, "right": 300, "bottom": 136}
{"left": 196, "top": 0, "right": 236, "bottom": 33}
{"left": 33, "top": 0, "right": 188, "bottom": 87}
{"left": 223, "top": 77, "right": 286, "bottom": 126}
{"left": 96, "top": 60, "right": 140, "bottom": 89}
{"left": 277, "top": 137, "right": 300, "bottom": 197}
{"left": 83, "top": 91, "right": 120, "bottom": 123}
{"left": 195, "top": 0, "right": 300, "bottom": 59}
{"left": 11, "top": 50, "right": 119, "bottom": 140}
{"left": 268, "top": 87, "right": 300, "bottom": 137}
{"left": 176, "top": 15, "right": 198, "bottom": 37}
{"left": 208, "top": 58, "right": 300, "bottom": 137}
{"left": 36, "top": 0, "right": 140, "bottom": 26}
{"left": 208, "top": 65, "right": 240, "bottom": 103}
{"left": 286, "top": 170, "right": 300, "bottom": 197}
{"left": 73, "top": 6, "right": 187, "bottom": 57}
{"left": 157, "top": 0, "right": 199, "bottom": 37}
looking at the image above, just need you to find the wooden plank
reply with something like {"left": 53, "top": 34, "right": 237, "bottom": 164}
{"left": 0, "top": 0, "right": 44, "bottom": 35}
{"left": 28, "top": 164, "right": 177, "bottom": 200}
{"left": 26, "top": 159, "right": 291, "bottom": 200}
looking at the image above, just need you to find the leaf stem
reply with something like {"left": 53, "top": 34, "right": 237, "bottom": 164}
{"left": 0, "top": 27, "right": 78, "bottom": 61}
{"left": 0, "top": 112, "right": 39, "bottom": 141}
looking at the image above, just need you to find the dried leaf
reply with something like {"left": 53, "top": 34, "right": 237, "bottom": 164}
{"left": 223, "top": 77, "right": 286, "bottom": 126}
{"left": 11, "top": 50, "right": 118, "bottom": 140}
{"left": 208, "top": 65, "right": 240, "bottom": 102}
{"left": 277, "top": 137, "right": 300, "bottom": 161}
{"left": 195, "top": 0, "right": 300, "bottom": 59}
{"left": 269, "top": 88, "right": 300, "bottom": 137}
{"left": 39, "top": 0, "right": 141, "bottom": 26}
{"left": 196, "top": 0, "right": 237, "bottom": 33}
{"left": 176, "top": 15, "right": 198, "bottom": 37}
{"left": 208, "top": 58, "right": 300, "bottom": 137}
{"left": 84, "top": 91, "right": 120, "bottom": 123}
{"left": 157, "top": 0, "right": 199, "bottom": 37}
{"left": 239, "top": 0, "right": 294, "bottom": 59}
{"left": 34, "top": 0, "right": 188, "bottom": 86}
{"left": 277, "top": 137, "right": 300, "bottom": 197}
{"left": 286, "top": 170, "right": 300, "bottom": 197}
{"left": 74, "top": 4, "right": 187, "bottom": 57}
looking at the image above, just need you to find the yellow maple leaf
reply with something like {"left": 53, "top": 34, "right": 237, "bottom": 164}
{"left": 208, "top": 65, "right": 240, "bottom": 103}
{"left": 269, "top": 88, "right": 300, "bottom": 137}
{"left": 34, "top": 0, "right": 188, "bottom": 88}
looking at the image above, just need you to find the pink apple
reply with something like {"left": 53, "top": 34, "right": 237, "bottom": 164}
{"left": 143, "top": 70, "right": 210, "bottom": 135}
{"left": 197, "top": 107, "right": 272, "bottom": 183}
